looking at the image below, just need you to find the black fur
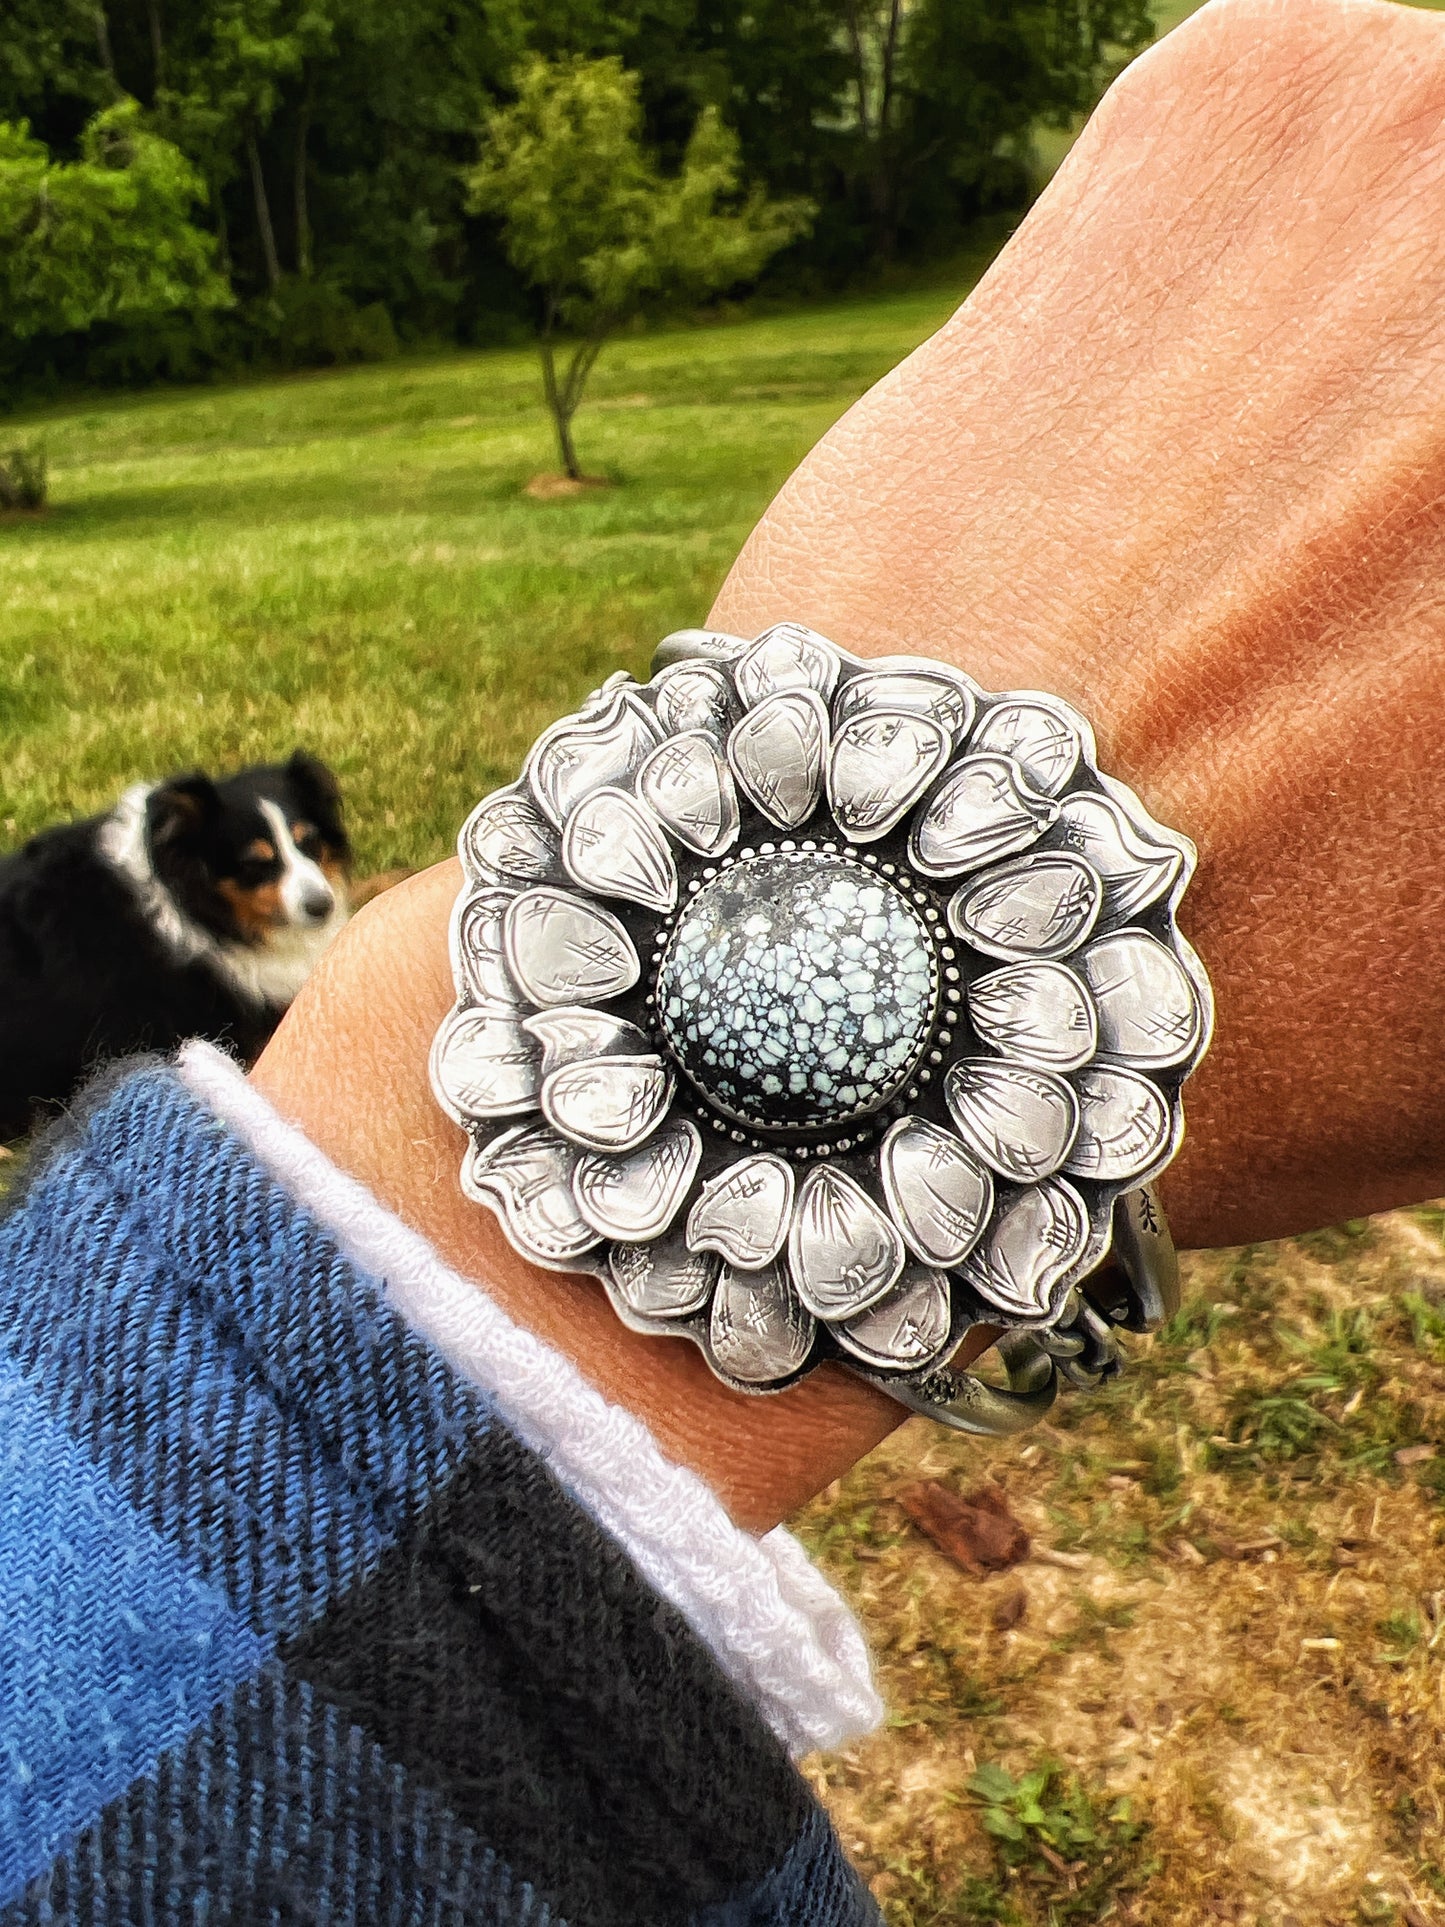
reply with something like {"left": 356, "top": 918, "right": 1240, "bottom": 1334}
{"left": 0, "top": 752, "right": 349, "bottom": 1140}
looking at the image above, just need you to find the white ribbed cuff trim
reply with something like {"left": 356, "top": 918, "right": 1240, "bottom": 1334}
{"left": 178, "top": 1040, "right": 882, "bottom": 1757}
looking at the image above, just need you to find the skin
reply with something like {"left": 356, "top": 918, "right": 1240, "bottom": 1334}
{"left": 255, "top": 0, "right": 1445, "bottom": 1533}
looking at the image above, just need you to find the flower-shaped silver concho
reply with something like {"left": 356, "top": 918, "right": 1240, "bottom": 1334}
{"left": 432, "top": 623, "right": 1212, "bottom": 1421}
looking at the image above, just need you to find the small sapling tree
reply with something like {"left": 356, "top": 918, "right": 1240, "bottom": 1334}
{"left": 467, "top": 57, "right": 811, "bottom": 482}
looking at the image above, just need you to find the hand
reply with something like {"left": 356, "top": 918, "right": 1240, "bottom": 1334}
{"left": 254, "top": 0, "right": 1445, "bottom": 1531}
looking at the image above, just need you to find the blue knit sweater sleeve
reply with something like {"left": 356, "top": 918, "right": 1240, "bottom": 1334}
{"left": 0, "top": 1064, "right": 878, "bottom": 1927}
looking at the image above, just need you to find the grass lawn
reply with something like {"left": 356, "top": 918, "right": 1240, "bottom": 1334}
{"left": 0, "top": 281, "right": 978, "bottom": 870}
{"left": 4, "top": 281, "right": 1445, "bottom": 1925}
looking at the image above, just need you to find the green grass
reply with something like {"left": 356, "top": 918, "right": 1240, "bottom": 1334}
{"left": 0, "top": 282, "right": 981, "bottom": 872}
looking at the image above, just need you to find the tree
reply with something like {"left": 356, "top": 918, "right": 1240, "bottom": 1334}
{"left": 466, "top": 55, "right": 811, "bottom": 480}
{"left": 0, "top": 100, "right": 227, "bottom": 355}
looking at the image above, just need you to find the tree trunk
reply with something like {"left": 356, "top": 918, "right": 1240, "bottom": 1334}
{"left": 293, "top": 80, "right": 313, "bottom": 278}
{"left": 539, "top": 331, "right": 580, "bottom": 480}
{"left": 246, "top": 131, "right": 282, "bottom": 295}
{"left": 92, "top": 4, "right": 119, "bottom": 97}
{"left": 146, "top": 0, "right": 165, "bottom": 95}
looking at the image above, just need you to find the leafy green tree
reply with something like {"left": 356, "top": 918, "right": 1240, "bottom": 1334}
{"left": 467, "top": 54, "right": 810, "bottom": 479}
{"left": 0, "top": 100, "right": 226, "bottom": 354}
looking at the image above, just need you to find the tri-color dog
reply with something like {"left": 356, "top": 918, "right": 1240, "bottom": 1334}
{"left": 0, "top": 752, "right": 350, "bottom": 1138}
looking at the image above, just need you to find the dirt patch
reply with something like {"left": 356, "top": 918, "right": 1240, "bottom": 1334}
{"left": 521, "top": 472, "right": 612, "bottom": 501}
{"left": 795, "top": 1205, "right": 1445, "bottom": 1925}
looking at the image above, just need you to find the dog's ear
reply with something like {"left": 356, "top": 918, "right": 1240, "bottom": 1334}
{"left": 285, "top": 750, "right": 349, "bottom": 849}
{"left": 147, "top": 773, "right": 221, "bottom": 853}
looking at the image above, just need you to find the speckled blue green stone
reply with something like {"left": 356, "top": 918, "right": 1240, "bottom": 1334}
{"left": 657, "top": 853, "right": 937, "bottom": 1129}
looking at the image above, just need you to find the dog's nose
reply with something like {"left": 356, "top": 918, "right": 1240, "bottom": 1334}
{"left": 300, "top": 886, "right": 333, "bottom": 923}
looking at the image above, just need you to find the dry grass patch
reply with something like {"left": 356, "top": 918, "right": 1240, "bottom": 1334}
{"left": 796, "top": 1207, "right": 1445, "bottom": 1926}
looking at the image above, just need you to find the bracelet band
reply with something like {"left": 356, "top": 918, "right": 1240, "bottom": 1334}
{"left": 431, "top": 624, "right": 1211, "bottom": 1433}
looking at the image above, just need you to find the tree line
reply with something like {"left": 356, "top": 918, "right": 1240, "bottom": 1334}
{"left": 0, "top": 0, "right": 1152, "bottom": 395}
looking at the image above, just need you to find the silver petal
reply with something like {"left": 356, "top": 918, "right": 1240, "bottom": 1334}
{"left": 561, "top": 786, "right": 678, "bottom": 914}
{"left": 638, "top": 732, "right": 741, "bottom": 857}
{"left": 972, "top": 695, "right": 1086, "bottom": 796}
{"left": 685, "top": 1153, "right": 795, "bottom": 1270}
{"left": 879, "top": 1116, "right": 993, "bottom": 1268}
{"left": 834, "top": 669, "right": 976, "bottom": 743}
{"left": 462, "top": 1123, "right": 598, "bottom": 1267}
{"left": 503, "top": 888, "right": 640, "bottom": 1007}
{"left": 948, "top": 853, "right": 1103, "bottom": 962}
{"left": 834, "top": 1264, "right": 954, "bottom": 1373}
{"left": 968, "top": 961, "right": 1098, "bottom": 1072}
{"left": 733, "top": 621, "right": 841, "bottom": 706}
{"left": 944, "top": 1058, "right": 1080, "bottom": 1183}
{"left": 580, "top": 670, "right": 638, "bottom": 713}
{"left": 1055, "top": 792, "right": 1185, "bottom": 921}
{"left": 1065, "top": 1064, "right": 1176, "bottom": 1183}
{"left": 708, "top": 1261, "right": 815, "bottom": 1386}
{"left": 431, "top": 1009, "right": 539, "bottom": 1123}
{"left": 909, "top": 753, "right": 1058, "bottom": 879}
{"left": 574, "top": 1118, "right": 703, "bottom": 1241}
{"left": 652, "top": 662, "right": 739, "bottom": 744}
{"left": 459, "top": 788, "right": 559, "bottom": 888}
{"left": 653, "top": 627, "right": 750, "bottom": 671}
{"left": 727, "top": 689, "right": 829, "bottom": 829}
{"left": 522, "top": 1006, "right": 650, "bottom": 1074}
{"left": 1078, "top": 931, "right": 1202, "bottom": 1068}
{"left": 788, "top": 1166, "right": 905, "bottom": 1321}
{"left": 963, "top": 1178, "right": 1091, "bottom": 1320}
{"left": 450, "top": 887, "right": 523, "bottom": 1010}
{"left": 526, "top": 689, "right": 664, "bottom": 829}
{"left": 826, "top": 710, "right": 951, "bottom": 842}
{"left": 607, "top": 1232, "right": 718, "bottom": 1323}
{"left": 541, "top": 1055, "right": 674, "bottom": 1153}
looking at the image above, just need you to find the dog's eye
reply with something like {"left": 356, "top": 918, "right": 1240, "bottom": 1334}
{"left": 292, "top": 822, "right": 323, "bottom": 858}
{"left": 236, "top": 857, "right": 278, "bottom": 886}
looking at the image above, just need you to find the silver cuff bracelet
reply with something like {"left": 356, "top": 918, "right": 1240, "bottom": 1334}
{"left": 430, "top": 624, "right": 1213, "bottom": 1436}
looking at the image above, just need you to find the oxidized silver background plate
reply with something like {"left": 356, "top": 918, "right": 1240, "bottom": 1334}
{"left": 432, "top": 622, "right": 1213, "bottom": 1422}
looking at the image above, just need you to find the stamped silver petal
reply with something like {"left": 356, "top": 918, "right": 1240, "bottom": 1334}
{"left": 948, "top": 853, "right": 1103, "bottom": 962}
{"left": 459, "top": 788, "right": 560, "bottom": 888}
{"left": 879, "top": 1117, "right": 993, "bottom": 1268}
{"left": 561, "top": 786, "right": 678, "bottom": 914}
{"left": 462, "top": 1123, "right": 598, "bottom": 1267}
{"left": 638, "top": 732, "right": 741, "bottom": 857}
{"left": 541, "top": 1055, "right": 674, "bottom": 1153}
{"left": 1078, "top": 931, "right": 1202, "bottom": 1068}
{"left": 1055, "top": 792, "right": 1185, "bottom": 922}
{"left": 972, "top": 695, "right": 1086, "bottom": 796}
{"left": 727, "top": 689, "right": 829, "bottom": 829}
{"left": 685, "top": 1153, "right": 795, "bottom": 1270}
{"left": 826, "top": 709, "right": 951, "bottom": 842}
{"left": 944, "top": 1058, "right": 1080, "bottom": 1183}
{"left": 962, "top": 1178, "right": 1091, "bottom": 1321}
{"left": 833, "top": 1263, "right": 954, "bottom": 1373}
{"left": 651, "top": 662, "right": 739, "bottom": 744}
{"left": 652, "top": 627, "right": 750, "bottom": 671}
{"left": 909, "top": 753, "right": 1058, "bottom": 879}
{"left": 451, "top": 887, "right": 523, "bottom": 1009}
{"left": 573, "top": 1118, "right": 703, "bottom": 1242}
{"left": 503, "top": 888, "right": 640, "bottom": 1008}
{"left": 607, "top": 1232, "right": 718, "bottom": 1323}
{"left": 708, "top": 1261, "right": 815, "bottom": 1386}
{"left": 968, "top": 961, "right": 1098, "bottom": 1072}
{"left": 1064, "top": 1064, "right": 1176, "bottom": 1183}
{"left": 525, "top": 689, "right": 664, "bottom": 829}
{"left": 734, "top": 621, "right": 841, "bottom": 707}
{"left": 788, "top": 1166, "right": 905, "bottom": 1321}
{"left": 431, "top": 1008, "right": 539, "bottom": 1123}
{"left": 522, "top": 1006, "right": 650, "bottom": 1074}
{"left": 833, "top": 669, "right": 976, "bottom": 743}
